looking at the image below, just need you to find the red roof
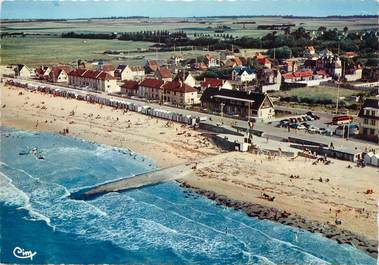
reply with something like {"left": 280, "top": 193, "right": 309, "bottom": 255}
{"left": 101, "top": 64, "right": 115, "bottom": 72}
{"left": 97, "top": 71, "right": 117, "bottom": 80}
{"left": 283, "top": 70, "right": 313, "bottom": 79}
{"left": 68, "top": 68, "right": 86, "bottom": 77}
{"left": 201, "top": 78, "right": 225, "bottom": 88}
{"left": 257, "top": 57, "right": 271, "bottom": 66}
{"left": 82, "top": 70, "right": 102, "bottom": 79}
{"left": 35, "top": 67, "right": 46, "bottom": 76}
{"left": 157, "top": 67, "right": 172, "bottom": 79}
{"left": 140, "top": 78, "right": 164, "bottom": 89}
{"left": 233, "top": 57, "right": 243, "bottom": 66}
{"left": 121, "top": 80, "right": 139, "bottom": 90}
{"left": 51, "top": 66, "right": 71, "bottom": 78}
{"left": 162, "top": 81, "right": 197, "bottom": 93}
{"left": 146, "top": 60, "right": 159, "bottom": 72}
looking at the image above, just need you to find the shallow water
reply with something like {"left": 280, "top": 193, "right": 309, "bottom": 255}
{"left": 0, "top": 127, "right": 375, "bottom": 264}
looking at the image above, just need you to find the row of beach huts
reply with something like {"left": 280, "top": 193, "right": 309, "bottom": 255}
{"left": 4, "top": 79, "right": 198, "bottom": 125}
{"left": 363, "top": 152, "right": 379, "bottom": 167}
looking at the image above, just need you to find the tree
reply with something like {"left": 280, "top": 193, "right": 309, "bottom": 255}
{"left": 267, "top": 46, "right": 292, "bottom": 59}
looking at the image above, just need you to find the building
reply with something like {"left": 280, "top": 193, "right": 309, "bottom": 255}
{"left": 303, "top": 46, "right": 316, "bottom": 59}
{"left": 232, "top": 66, "right": 256, "bottom": 83}
{"left": 138, "top": 78, "right": 164, "bottom": 100}
{"left": 68, "top": 69, "right": 120, "bottom": 93}
{"left": 284, "top": 60, "right": 298, "bottom": 73}
{"left": 174, "top": 71, "right": 197, "bottom": 87}
{"left": 223, "top": 57, "right": 243, "bottom": 68}
{"left": 358, "top": 98, "right": 379, "bottom": 142}
{"left": 316, "top": 55, "right": 342, "bottom": 78}
{"left": 200, "top": 88, "right": 275, "bottom": 121}
{"left": 100, "top": 64, "right": 115, "bottom": 76}
{"left": 204, "top": 54, "right": 220, "bottom": 68}
{"left": 13, "top": 64, "right": 31, "bottom": 78}
{"left": 344, "top": 65, "right": 363, "bottom": 82}
{"left": 155, "top": 67, "right": 172, "bottom": 82}
{"left": 35, "top": 66, "right": 51, "bottom": 80}
{"left": 200, "top": 78, "right": 233, "bottom": 91}
{"left": 259, "top": 68, "right": 282, "bottom": 92}
{"left": 161, "top": 81, "right": 199, "bottom": 106}
{"left": 48, "top": 66, "right": 71, "bottom": 83}
{"left": 282, "top": 70, "right": 332, "bottom": 87}
{"left": 120, "top": 80, "right": 139, "bottom": 96}
{"left": 115, "top": 65, "right": 145, "bottom": 81}
{"left": 256, "top": 53, "right": 272, "bottom": 69}
{"left": 145, "top": 60, "right": 160, "bottom": 73}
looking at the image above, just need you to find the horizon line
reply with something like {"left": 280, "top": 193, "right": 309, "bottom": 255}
{"left": 2, "top": 14, "right": 378, "bottom": 21}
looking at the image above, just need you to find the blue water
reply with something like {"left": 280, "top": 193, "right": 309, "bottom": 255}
{"left": 0, "top": 127, "right": 376, "bottom": 264}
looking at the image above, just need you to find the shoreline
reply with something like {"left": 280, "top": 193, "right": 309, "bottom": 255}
{"left": 2, "top": 84, "right": 378, "bottom": 259}
{"left": 177, "top": 180, "right": 378, "bottom": 258}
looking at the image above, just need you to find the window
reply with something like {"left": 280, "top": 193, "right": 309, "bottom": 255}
{"left": 364, "top": 118, "right": 368, "bottom": 124}
{"left": 371, "top": 120, "right": 376, "bottom": 126}
{"left": 370, "top": 129, "right": 375, "bottom": 135}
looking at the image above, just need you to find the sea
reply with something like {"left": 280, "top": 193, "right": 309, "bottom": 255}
{"left": 0, "top": 127, "right": 376, "bottom": 264}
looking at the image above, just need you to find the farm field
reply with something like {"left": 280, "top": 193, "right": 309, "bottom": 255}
{"left": 1, "top": 16, "right": 377, "bottom": 37}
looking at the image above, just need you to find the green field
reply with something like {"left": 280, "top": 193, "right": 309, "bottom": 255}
{"left": 0, "top": 37, "right": 155, "bottom": 66}
{"left": 0, "top": 36, "right": 228, "bottom": 67}
{"left": 272, "top": 86, "right": 365, "bottom": 103}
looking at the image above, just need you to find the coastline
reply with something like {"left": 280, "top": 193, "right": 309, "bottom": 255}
{"left": 177, "top": 181, "right": 378, "bottom": 258}
{"left": 1, "top": 84, "right": 378, "bottom": 258}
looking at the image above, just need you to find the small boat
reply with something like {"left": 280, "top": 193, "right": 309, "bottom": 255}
{"left": 19, "top": 151, "right": 29, "bottom": 155}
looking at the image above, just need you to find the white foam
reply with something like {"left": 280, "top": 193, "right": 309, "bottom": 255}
{"left": 0, "top": 171, "right": 54, "bottom": 229}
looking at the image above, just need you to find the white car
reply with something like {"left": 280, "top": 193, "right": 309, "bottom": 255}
{"left": 307, "top": 125, "right": 319, "bottom": 133}
{"left": 297, "top": 124, "right": 307, "bottom": 130}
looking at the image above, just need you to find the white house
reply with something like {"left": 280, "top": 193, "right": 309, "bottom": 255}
{"left": 13, "top": 64, "right": 31, "bottom": 78}
{"left": 115, "top": 65, "right": 145, "bottom": 81}
{"left": 204, "top": 54, "right": 220, "bottom": 68}
{"left": 68, "top": 69, "right": 120, "bottom": 94}
{"left": 232, "top": 67, "right": 256, "bottom": 83}
{"left": 175, "top": 71, "right": 197, "bottom": 87}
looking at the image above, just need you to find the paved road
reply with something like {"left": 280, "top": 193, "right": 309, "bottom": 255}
{"left": 4, "top": 77, "right": 378, "bottom": 151}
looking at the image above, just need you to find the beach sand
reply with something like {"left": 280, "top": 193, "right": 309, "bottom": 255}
{"left": 1, "top": 85, "right": 220, "bottom": 168}
{"left": 1, "top": 84, "right": 378, "bottom": 255}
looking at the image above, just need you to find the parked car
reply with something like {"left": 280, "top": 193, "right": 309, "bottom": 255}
{"left": 289, "top": 123, "right": 299, "bottom": 129}
{"left": 317, "top": 128, "right": 327, "bottom": 134}
{"left": 297, "top": 124, "right": 307, "bottom": 130}
{"left": 307, "top": 125, "right": 319, "bottom": 133}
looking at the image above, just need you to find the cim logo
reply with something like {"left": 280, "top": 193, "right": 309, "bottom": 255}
{"left": 13, "top": 246, "right": 37, "bottom": 260}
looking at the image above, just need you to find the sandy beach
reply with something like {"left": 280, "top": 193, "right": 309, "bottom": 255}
{"left": 1, "top": 84, "right": 378, "bottom": 257}
{"left": 0, "top": 84, "right": 220, "bottom": 168}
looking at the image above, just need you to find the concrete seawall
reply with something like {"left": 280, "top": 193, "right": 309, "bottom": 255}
{"left": 70, "top": 162, "right": 197, "bottom": 200}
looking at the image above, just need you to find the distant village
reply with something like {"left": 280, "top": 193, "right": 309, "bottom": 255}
{"left": 2, "top": 45, "right": 379, "bottom": 143}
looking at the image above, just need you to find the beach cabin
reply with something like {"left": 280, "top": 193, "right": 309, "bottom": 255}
{"left": 364, "top": 152, "right": 374, "bottom": 165}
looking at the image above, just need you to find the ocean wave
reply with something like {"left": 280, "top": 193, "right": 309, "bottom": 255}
{"left": 0, "top": 171, "right": 54, "bottom": 229}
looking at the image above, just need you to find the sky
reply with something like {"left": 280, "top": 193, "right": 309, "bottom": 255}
{"left": 1, "top": 0, "right": 378, "bottom": 19}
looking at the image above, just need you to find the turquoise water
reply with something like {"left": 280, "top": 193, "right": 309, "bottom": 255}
{"left": 0, "top": 127, "right": 376, "bottom": 264}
